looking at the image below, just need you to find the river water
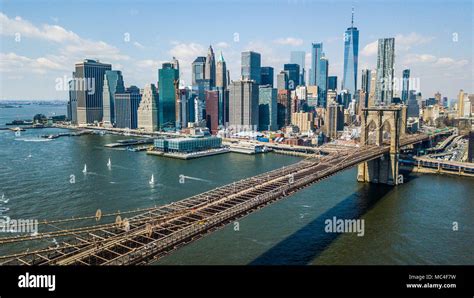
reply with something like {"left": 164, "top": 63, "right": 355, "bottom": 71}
{"left": 0, "top": 104, "right": 473, "bottom": 265}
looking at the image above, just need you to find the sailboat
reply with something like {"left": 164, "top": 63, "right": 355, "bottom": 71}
{"left": 82, "top": 164, "right": 87, "bottom": 174}
{"left": 107, "top": 158, "right": 112, "bottom": 169}
{"left": 149, "top": 174, "right": 154, "bottom": 185}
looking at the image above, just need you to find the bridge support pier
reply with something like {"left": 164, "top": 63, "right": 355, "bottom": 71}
{"left": 357, "top": 106, "right": 407, "bottom": 186}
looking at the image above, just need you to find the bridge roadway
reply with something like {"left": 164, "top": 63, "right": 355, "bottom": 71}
{"left": 0, "top": 133, "right": 432, "bottom": 265}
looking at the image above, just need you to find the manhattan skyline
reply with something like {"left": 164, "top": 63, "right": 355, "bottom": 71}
{"left": 0, "top": 0, "right": 472, "bottom": 100}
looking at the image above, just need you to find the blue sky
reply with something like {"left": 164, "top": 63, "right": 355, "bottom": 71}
{"left": 0, "top": 0, "right": 472, "bottom": 100}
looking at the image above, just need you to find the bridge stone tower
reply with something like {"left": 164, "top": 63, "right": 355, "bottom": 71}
{"left": 357, "top": 106, "right": 407, "bottom": 185}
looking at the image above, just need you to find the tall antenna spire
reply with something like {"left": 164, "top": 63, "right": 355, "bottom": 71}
{"left": 351, "top": 6, "right": 354, "bottom": 27}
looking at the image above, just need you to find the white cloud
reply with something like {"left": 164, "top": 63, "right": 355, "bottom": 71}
{"left": 0, "top": 52, "right": 67, "bottom": 74}
{"left": 168, "top": 42, "right": 206, "bottom": 86}
{"left": 61, "top": 40, "right": 129, "bottom": 61}
{"left": 169, "top": 42, "right": 206, "bottom": 60}
{"left": 133, "top": 41, "right": 145, "bottom": 49}
{"left": 435, "top": 57, "right": 468, "bottom": 67}
{"left": 245, "top": 41, "right": 286, "bottom": 67}
{"left": 395, "top": 32, "right": 434, "bottom": 51}
{"left": 325, "top": 36, "right": 341, "bottom": 44}
{"left": 402, "top": 53, "right": 468, "bottom": 68}
{"left": 0, "top": 13, "right": 80, "bottom": 43}
{"left": 361, "top": 33, "right": 434, "bottom": 57}
{"left": 361, "top": 40, "right": 378, "bottom": 57}
{"left": 136, "top": 59, "right": 162, "bottom": 69}
{"left": 0, "top": 12, "right": 128, "bottom": 62}
{"left": 273, "top": 37, "right": 304, "bottom": 46}
{"left": 403, "top": 54, "right": 436, "bottom": 65}
{"left": 361, "top": 32, "right": 435, "bottom": 58}
{"left": 216, "top": 41, "right": 230, "bottom": 48}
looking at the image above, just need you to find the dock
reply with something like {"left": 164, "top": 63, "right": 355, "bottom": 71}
{"left": 104, "top": 138, "right": 154, "bottom": 148}
{"left": 227, "top": 143, "right": 272, "bottom": 155}
{"left": 147, "top": 147, "right": 230, "bottom": 160}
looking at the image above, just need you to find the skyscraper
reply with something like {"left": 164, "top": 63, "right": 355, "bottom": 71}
{"left": 317, "top": 54, "right": 329, "bottom": 107}
{"left": 115, "top": 86, "right": 141, "bottom": 129}
{"left": 360, "top": 69, "right": 371, "bottom": 108}
{"left": 216, "top": 51, "right": 227, "bottom": 89}
{"left": 283, "top": 64, "right": 300, "bottom": 90}
{"left": 310, "top": 43, "right": 323, "bottom": 85}
{"left": 407, "top": 90, "right": 419, "bottom": 118}
{"left": 192, "top": 57, "right": 206, "bottom": 89}
{"left": 177, "top": 87, "right": 192, "bottom": 129}
{"left": 241, "top": 51, "right": 261, "bottom": 84}
{"left": 258, "top": 85, "right": 278, "bottom": 131}
{"left": 68, "top": 73, "right": 77, "bottom": 124}
{"left": 277, "top": 90, "right": 291, "bottom": 128}
{"left": 375, "top": 38, "right": 395, "bottom": 105}
{"left": 195, "top": 79, "right": 211, "bottom": 123}
{"left": 368, "top": 69, "right": 377, "bottom": 107}
{"left": 325, "top": 103, "right": 344, "bottom": 140}
{"left": 342, "top": 8, "right": 359, "bottom": 96}
{"left": 74, "top": 59, "right": 112, "bottom": 125}
{"left": 137, "top": 84, "right": 159, "bottom": 132}
{"left": 216, "top": 52, "right": 228, "bottom": 127}
{"left": 260, "top": 66, "right": 274, "bottom": 87}
{"left": 205, "top": 90, "right": 220, "bottom": 134}
{"left": 229, "top": 80, "right": 259, "bottom": 131}
{"left": 402, "top": 69, "right": 410, "bottom": 104}
{"left": 291, "top": 112, "right": 314, "bottom": 132}
{"left": 290, "top": 51, "right": 306, "bottom": 86}
{"left": 307, "top": 85, "right": 318, "bottom": 108}
{"left": 102, "top": 70, "right": 125, "bottom": 127}
{"left": 205, "top": 45, "right": 216, "bottom": 88}
{"left": 277, "top": 71, "right": 288, "bottom": 91}
{"left": 158, "top": 62, "right": 179, "bottom": 130}
{"left": 457, "top": 89, "right": 465, "bottom": 117}
{"left": 434, "top": 91, "right": 441, "bottom": 105}
{"left": 328, "top": 76, "right": 338, "bottom": 91}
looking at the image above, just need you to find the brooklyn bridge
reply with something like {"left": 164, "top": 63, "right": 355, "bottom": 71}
{"left": 0, "top": 107, "right": 455, "bottom": 265}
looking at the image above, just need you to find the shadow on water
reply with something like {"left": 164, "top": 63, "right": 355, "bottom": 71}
{"left": 249, "top": 182, "right": 393, "bottom": 265}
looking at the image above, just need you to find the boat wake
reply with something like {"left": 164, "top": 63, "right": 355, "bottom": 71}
{"left": 0, "top": 194, "right": 8, "bottom": 204}
{"left": 181, "top": 175, "right": 212, "bottom": 183}
{"left": 15, "top": 138, "right": 52, "bottom": 142}
{"left": 108, "top": 164, "right": 132, "bottom": 170}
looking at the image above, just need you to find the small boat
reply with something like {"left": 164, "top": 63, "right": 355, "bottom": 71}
{"left": 82, "top": 164, "right": 87, "bottom": 174}
{"left": 107, "top": 158, "right": 112, "bottom": 169}
{"left": 149, "top": 174, "right": 154, "bottom": 185}
{"left": 10, "top": 127, "right": 25, "bottom": 132}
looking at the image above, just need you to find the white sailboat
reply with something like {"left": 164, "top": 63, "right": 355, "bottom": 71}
{"left": 82, "top": 164, "right": 87, "bottom": 174}
{"left": 149, "top": 174, "right": 154, "bottom": 185}
{"left": 107, "top": 158, "right": 112, "bottom": 169}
